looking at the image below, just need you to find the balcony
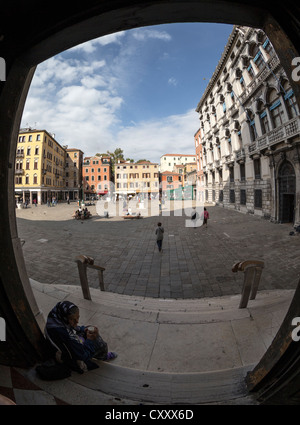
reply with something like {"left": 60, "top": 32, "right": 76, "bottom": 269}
{"left": 224, "top": 153, "right": 234, "bottom": 165}
{"left": 15, "top": 169, "right": 24, "bottom": 175}
{"left": 248, "top": 116, "right": 300, "bottom": 155}
{"left": 16, "top": 152, "right": 24, "bottom": 158}
{"left": 228, "top": 104, "right": 239, "bottom": 117}
{"left": 235, "top": 148, "right": 245, "bottom": 161}
{"left": 239, "top": 54, "right": 280, "bottom": 105}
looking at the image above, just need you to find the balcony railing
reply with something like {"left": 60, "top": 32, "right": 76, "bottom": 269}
{"left": 248, "top": 116, "right": 299, "bottom": 154}
{"left": 235, "top": 148, "right": 245, "bottom": 160}
{"left": 15, "top": 169, "right": 24, "bottom": 175}
{"left": 239, "top": 54, "right": 280, "bottom": 105}
{"left": 224, "top": 153, "right": 234, "bottom": 164}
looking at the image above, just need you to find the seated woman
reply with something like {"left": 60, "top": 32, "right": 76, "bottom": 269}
{"left": 74, "top": 210, "right": 80, "bottom": 219}
{"left": 45, "top": 301, "right": 117, "bottom": 373}
{"left": 84, "top": 207, "right": 92, "bottom": 218}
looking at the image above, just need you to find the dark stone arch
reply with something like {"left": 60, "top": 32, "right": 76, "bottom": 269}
{"left": 0, "top": 0, "right": 300, "bottom": 403}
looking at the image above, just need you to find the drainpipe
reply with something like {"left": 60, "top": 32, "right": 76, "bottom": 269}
{"left": 271, "top": 153, "right": 277, "bottom": 222}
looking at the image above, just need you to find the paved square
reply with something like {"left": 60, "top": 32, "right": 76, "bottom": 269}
{"left": 16, "top": 201, "right": 300, "bottom": 299}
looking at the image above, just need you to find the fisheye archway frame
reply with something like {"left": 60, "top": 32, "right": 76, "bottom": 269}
{"left": 1, "top": 0, "right": 300, "bottom": 404}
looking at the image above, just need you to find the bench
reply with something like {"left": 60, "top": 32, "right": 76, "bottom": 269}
{"left": 123, "top": 215, "right": 143, "bottom": 219}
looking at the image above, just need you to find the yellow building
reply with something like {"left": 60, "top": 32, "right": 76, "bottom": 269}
{"left": 65, "top": 148, "right": 84, "bottom": 201}
{"left": 114, "top": 160, "right": 159, "bottom": 200}
{"left": 15, "top": 128, "right": 66, "bottom": 205}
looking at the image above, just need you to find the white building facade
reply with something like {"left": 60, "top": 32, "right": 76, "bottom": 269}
{"left": 196, "top": 26, "right": 300, "bottom": 226}
{"left": 159, "top": 154, "right": 196, "bottom": 173}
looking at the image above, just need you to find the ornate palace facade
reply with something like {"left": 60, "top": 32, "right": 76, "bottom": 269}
{"left": 195, "top": 26, "right": 300, "bottom": 226}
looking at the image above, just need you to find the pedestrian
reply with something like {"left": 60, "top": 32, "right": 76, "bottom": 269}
{"left": 44, "top": 301, "right": 117, "bottom": 374}
{"left": 202, "top": 207, "right": 209, "bottom": 228}
{"left": 155, "top": 222, "right": 164, "bottom": 252}
{"left": 33, "top": 198, "right": 37, "bottom": 207}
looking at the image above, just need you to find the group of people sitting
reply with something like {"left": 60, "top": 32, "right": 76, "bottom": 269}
{"left": 73, "top": 207, "right": 92, "bottom": 220}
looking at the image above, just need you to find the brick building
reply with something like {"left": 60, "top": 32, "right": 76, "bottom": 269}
{"left": 82, "top": 154, "right": 112, "bottom": 199}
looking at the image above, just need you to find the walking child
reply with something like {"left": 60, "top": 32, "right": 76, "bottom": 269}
{"left": 155, "top": 222, "right": 164, "bottom": 252}
{"left": 202, "top": 207, "right": 209, "bottom": 228}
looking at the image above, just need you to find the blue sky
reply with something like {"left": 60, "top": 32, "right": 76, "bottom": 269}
{"left": 21, "top": 23, "right": 233, "bottom": 163}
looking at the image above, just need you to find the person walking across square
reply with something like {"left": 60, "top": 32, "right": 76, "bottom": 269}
{"left": 155, "top": 222, "right": 164, "bottom": 252}
{"left": 202, "top": 207, "right": 209, "bottom": 228}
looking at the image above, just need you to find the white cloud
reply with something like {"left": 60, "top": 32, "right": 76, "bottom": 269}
{"left": 69, "top": 31, "right": 126, "bottom": 53}
{"left": 22, "top": 54, "right": 124, "bottom": 153}
{"left": 113, "top": 109, "right": 198, "bottom": 161}
{"left": 21, "top": 26, "right": 198, "bottom": 163}
{"left": 168, "top": 77, "right": 178, "bottom": 86}
{"left": 131, "top": 28, "right": 172, "bottom": 42}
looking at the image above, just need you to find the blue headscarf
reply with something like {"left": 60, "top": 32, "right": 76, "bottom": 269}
{"left": 46, "top": 301, "right": 78, "bottom": 329}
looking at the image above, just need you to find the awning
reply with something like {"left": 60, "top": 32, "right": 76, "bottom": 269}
{"left": 114, "top": 190, "right": 136, "bottom": 194}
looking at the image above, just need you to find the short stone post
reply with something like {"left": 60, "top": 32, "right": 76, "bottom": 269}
{"left": 232, "top": 260, "right": 264, "bottom": 308}
{"left": 75, "top": 255, "right": 106, "bottom": 300}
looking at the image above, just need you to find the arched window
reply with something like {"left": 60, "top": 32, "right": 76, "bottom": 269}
{"left": 257, "top": 101, "right": 270, "bottom": 134}
{"left": 220, "top": 94, "right": 226, "bottom": 114}
{"left": 268, "top": 88, "right": 285, "bottom": 127}
{"left": 225, "top": 129, "right": 232, "bottom": 154}
{"left": 282, "top": 80, "right": 299, "bottom": 119}
{"left": 247, "top": 110, "right": 257, "bottom": 141}
{"left": 262, "top": 36, "right": 273, "bottom": 55}
{"left": 251, "top": 44, "right": 264, "bottom": 71}
{"left": 216, "top": 137, "right": 221, "bottom": 158}
{"left": 233, "top": 120, "right": 243, "bottom": 148}
{"left": 247, "top": 63, "right": 255, "bottom": 79}
{"left": 235, "top": 68, "right": 244, "bottom": 90}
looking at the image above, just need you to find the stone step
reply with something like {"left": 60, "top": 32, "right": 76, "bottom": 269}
{"left": 21, "top": 360, "right": 257, "bottom": 405}
{"left": 28, "top": 279, "right": 292, "bottom": 404}
{"left": 68, "top": 362, "right": 257, "bottom": 404}
{"left": 31, "top": 279, "right": 293, "bottom": 325}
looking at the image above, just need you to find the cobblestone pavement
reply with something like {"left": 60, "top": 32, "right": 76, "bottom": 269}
{"left": 16, "top": 201, "right": 300, "bottom": 299}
